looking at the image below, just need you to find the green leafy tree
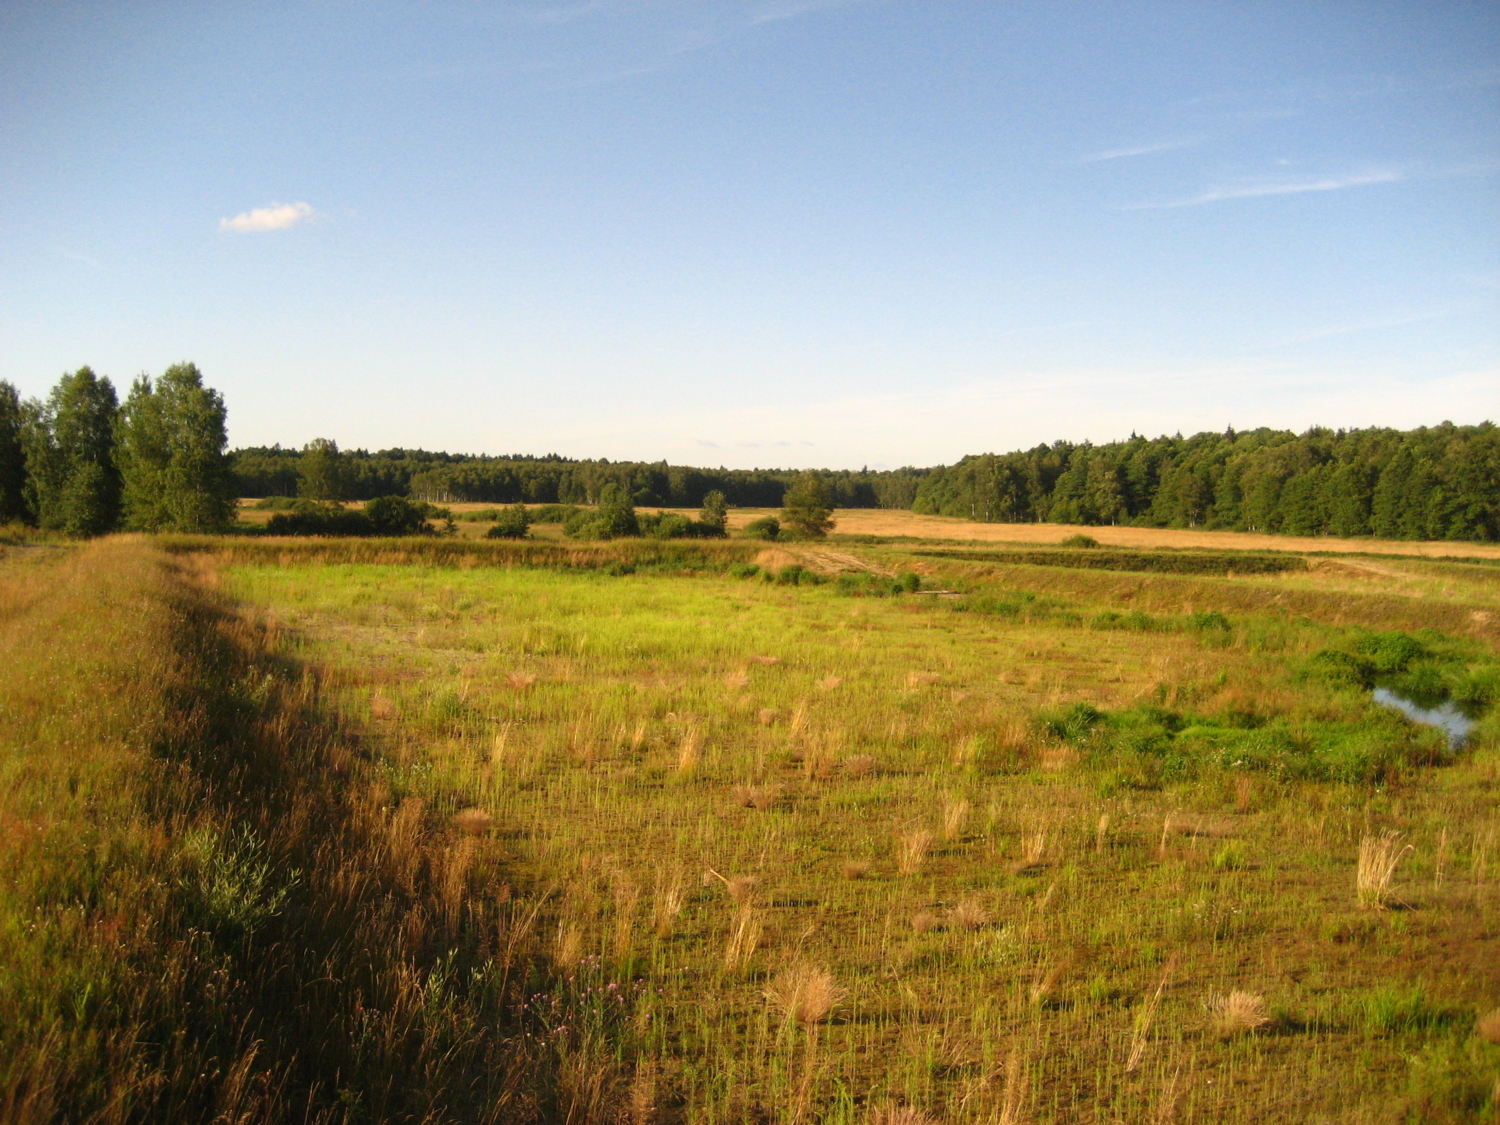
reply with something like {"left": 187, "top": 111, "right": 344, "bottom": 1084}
{"left": 699, "top": 489, "right": 728, "bottom": 535}
{"left": 298, "top": 438, "right": 349, "bottom": 504}
{"left": 22, "top": 367, "right": 121, "bottom": 536}
{"left": 596, "top": 482, "right": 640, "bottom": 538}
{"left": 487, "top": 501, "right": 531, "bottom": 539}
{"left": 0, "top": 381, "right": 26, "bottom": 524}
{"left": 116, "top": 363, "right": 236, "bottom": 531}
{"left": 780, "top": 472, "right": 835, "bottom": 539}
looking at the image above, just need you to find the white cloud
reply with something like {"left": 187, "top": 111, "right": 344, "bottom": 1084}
{"left": 1122, "top": 169, "right": 1401, "bottom": 210}
{"left": 1080, "top": 138, "right": 1198, "bottom": 163}
{"left": 218, "top": 201, "right": 316, "bottom": 233}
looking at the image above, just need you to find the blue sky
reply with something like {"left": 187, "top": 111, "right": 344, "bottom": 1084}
{"left": 1, "top": 1, "right": 1496, "bottom": 469}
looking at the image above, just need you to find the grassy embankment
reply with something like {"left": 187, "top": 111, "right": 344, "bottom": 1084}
{"left": 206, "top": 535, "right": 1500, "bottom": 1123}
{"left": 0, "top": 538, "right": 577, "bottom": 1122}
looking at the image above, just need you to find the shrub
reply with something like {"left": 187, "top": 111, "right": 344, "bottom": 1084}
{"left": 1307, "top": 649, "right": 1375, "bottom": 688}
{"left": 563, "top": 510, "right": 609, "bottom": 540}
{"left": 265, "top": 507, "right": 376, "bottom": 537}
{"left": 1039, "top": 702, "right": 1104, "bottom": 742}
{"left": 530, "top": 504, "right": 580, "bottom": 524}
{"left": 252, "top": 496, "right": 312, "bottom": 511}
{"left": 896, "top": 571, "right": 921, "bottom": 593}
{"left": 776, "top": 564, "right": 821, "bottom": 586}
{"left": 1357, "top": 631, "right": 1428, "bottom": 674}
{"left": 728, "top": 562, "right": 761, "bottom": 579}
{"left": 486, "top": 502, "right": 531, "bottom": 540}
{"left": 1060, "top": 533, "right": 1100, "bottom": 548}
{"left": 1189, "top": 611, "right": 1232, "bottom": 632}
{"left": 364, "top": 495, "right": 432, "bottom": 536}
{"left": 743, "top": 516, "right": 780, "bottom": 540}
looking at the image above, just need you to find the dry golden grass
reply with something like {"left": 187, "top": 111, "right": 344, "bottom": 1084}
{"left": 730, "top": 783, "right": 780, "bottom": 810}
{"left": 1357, "top": 830, "right": 1413, "bottom": 909}
{"left": 897, "top": 829, "right": 933, "bottom": 875}
{"left": 724, "top": 902, "right": 763, "bottom": 972}
{"left": 869, "top": 1106, "right": 939, "bottom": 1125}
{"left": 764, "top": 965, "right": 846, "bottom": 1025}
{"left": 653, "top": 871, "right": 687, "bottom": 938}
{"left": 452, "top": 806, "right": 494, "bottom": 834}
{"left": 942, "top": 797, "right": 971, "bottom": 841}
{"left": 627, "top": 1059, "right": 658, "bottom": 1125}
{"left": 841, "top": 753, "right": 877, "bottom": 778}
{"left": 788, "top": 506, "right": 1500, "bottom": 560}
{"left": 1126, "top": 953, "right": 1179, "bottom": 1074}
{"left": 1476, "top": 1007, "right": 1500, "bottom": 1045}
{"left": 949, "top": 897, "right": 991, "bottom": 931}
{"left": 1209, "top": 990, "right": 1272, "bottom": 1035}
{"left": 840, "top": 860, "right": 871, "bottom": 880}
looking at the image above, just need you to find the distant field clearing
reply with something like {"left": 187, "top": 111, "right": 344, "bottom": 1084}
{"left": 234, "top": 499, "right": 1500, "bottom": 560}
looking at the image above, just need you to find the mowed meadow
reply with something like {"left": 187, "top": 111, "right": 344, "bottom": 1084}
{"left": 3, "top": 520, "right": 1500, "bottom": 1123}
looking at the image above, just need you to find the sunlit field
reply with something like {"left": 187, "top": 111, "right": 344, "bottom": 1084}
{"left": 206, "top": 539, "right": 1500, "bottom": 1123}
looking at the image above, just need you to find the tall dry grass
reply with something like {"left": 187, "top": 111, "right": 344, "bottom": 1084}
{"left": 0, "top": 540, "right": 579, "bottom": 1123}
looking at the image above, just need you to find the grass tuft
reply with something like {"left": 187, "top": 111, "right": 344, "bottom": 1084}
{"left": 764, "top": 964, "right": 847, "bottom": 1025}
{"left": 1357, "top": 830, "right": 1413, "bottom": 909}
{"left": 1209, "top": 990, "right": 1272, "bottom": 1035}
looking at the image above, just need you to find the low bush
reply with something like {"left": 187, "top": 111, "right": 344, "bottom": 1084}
{"left": 637, "top": 511, "right": 727, "bottom": 540}
{"left": 530, "top": 504, "right": 581, "bottom": 524}
{"left": 264, "top": 496, "right": 451, "bottom": 537}
{"left": 251, "top": 495, "right": 314, "bottom": 511}
{"left": 743, "top": 516, "right": 781, "bottom": 540}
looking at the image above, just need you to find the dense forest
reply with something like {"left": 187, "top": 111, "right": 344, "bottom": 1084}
{"left": 229, "top": 422, "right": 1499, "bottom": 542}
{"left": 912, "top": 424, "right": 1500, "bottom": 542}
{"left": 5, "top": 364, "right": 1495, "bottom": 543}
{"left": 229, "top": 446, "right": 928, "bottom": 510}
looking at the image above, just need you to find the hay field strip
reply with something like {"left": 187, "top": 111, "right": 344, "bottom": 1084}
{"left": 219, "top": 541, "right": 1500, "bottom": 1123}
{"left": 232, "top": 499, "right": 1500, "bottom": 561}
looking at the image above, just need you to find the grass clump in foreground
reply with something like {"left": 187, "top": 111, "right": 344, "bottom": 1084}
{"left": 209, "top": 541, "right": 1500, "bottom": 1123}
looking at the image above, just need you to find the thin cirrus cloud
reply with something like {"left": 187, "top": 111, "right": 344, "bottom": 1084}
{"left": 1080, "top": 138, "right": 1199, "bottom": 163}
{"left": 217, "top": 201, "right": 316, "bottom": 233}
{"left": 1121, "top": 168, "right": 1402, "bottom": 210}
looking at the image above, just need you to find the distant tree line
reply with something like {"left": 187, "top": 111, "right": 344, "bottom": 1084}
{"left": 0, "top": 365, "right": 235, "bottom": 535}
{"left": 230, "top": 446, "right": 928, "bottom": 510}
{"left": 9, "top": 366, "right": 1494, "bottom": 546}
{"left": 913, "top": 424, "right": 1499, "bottom": 542}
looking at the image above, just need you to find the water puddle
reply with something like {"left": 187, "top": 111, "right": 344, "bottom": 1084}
{"left": 1372, "top": 686, "right": 1476, "bottom": 749}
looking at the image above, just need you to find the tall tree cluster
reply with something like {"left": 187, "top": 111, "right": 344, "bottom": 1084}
{"left": 913, "top": 424, "right": 1500, "bottom": 542}
{"left": 0, "top": 363, "right": 235, "bottom": 535}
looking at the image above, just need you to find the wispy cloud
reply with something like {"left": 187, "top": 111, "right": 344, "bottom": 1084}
{"left": 1122, "top": 169, "right": 1401, "bottom": 210}
{"left": 1259, "top": 308, "right": 1462, "bottom": 349}
{"left": 218, "top": 201, "right": 316, "bottom": 233}
{"left": 55, "top": 246, "right": 102, "bottom": 270}
{"left": 747, "top": 0, "right": 852, "bottom": 26}
{"left": 1080, "top": 138, "right": 1198, "bottom": 163}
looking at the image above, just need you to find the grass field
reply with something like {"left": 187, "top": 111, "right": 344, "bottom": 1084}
{"left": 3, "top": 532, "right": 1499, "bottom": 1123}
{"left": 231, "top": 499, "right": 1500, "bottom": 561}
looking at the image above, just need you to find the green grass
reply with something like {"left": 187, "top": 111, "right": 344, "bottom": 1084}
{"left": 4, "top": 535, "right": 1498, "bottom": 1122}
{"left": 214, "top": 547, "right": 1500, "bottom": 1123}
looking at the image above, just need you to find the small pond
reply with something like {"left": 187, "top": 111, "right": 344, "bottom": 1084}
{"left": 1372, "top": 686, "right": 1476, "bottom": 749}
